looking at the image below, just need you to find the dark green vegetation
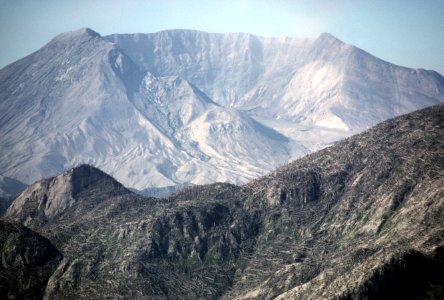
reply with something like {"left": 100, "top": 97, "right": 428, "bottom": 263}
{"left": 1, "top": 104, "right": 444, "bottom": 299}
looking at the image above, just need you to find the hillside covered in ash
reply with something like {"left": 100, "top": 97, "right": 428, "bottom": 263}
{"left": 1, "top": 28, "right": 443, "bottom": 191}
{"left": 1, "top": 104, "right": 444, "bottom": 299}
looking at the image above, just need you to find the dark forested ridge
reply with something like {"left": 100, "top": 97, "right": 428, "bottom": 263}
{"left": 1, "top": 104, "right": 444, "bottom": 299}
{"left": 0, "top": 220, "right": 62, "bottom": 300}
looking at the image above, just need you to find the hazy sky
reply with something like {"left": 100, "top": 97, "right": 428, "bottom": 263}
{"left": 1, "top": 0, "right": 443, "bottom": 74}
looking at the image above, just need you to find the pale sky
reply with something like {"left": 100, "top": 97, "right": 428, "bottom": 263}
{"left": 1, "top": 0, "right": 443, "bottom": 74}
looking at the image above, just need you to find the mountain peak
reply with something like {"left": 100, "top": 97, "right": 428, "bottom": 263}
{"left": 78, "top": 27, "right": 101, "bottom": 37}
{"left": 2, "top": 29, "right": 444, "bottom": 192}
{"left": 50, "top": 27, "right": 101, "bottom": 45}
{"left": 66, "top": 164, "right": 121, "bottom": 193}
{"left": 4, "top": 165, "right": 128, "bottom": 225}
{"left": 66, "top": 27, "right": 101, "bottom": 38}
{"left": 316, "top": 32, "right": 344, "bottom": 44}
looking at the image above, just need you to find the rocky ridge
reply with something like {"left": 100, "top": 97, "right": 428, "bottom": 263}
{"left": 2, "top": 104, "right": 444, "bottom": 299}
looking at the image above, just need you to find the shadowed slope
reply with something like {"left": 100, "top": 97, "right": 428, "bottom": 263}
{"left": 0, "top": 220, "right": 62, "bottom": 300}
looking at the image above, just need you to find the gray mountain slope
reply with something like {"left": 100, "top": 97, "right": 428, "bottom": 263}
{"left": 105, "top": 30, "right": 444, "bottom": 131}
{"left": 1, "top": 28, "right": 444, "bottom": 192}
{"left": 0, "top": 175, "right": 27, "bottom": 198}
{"left": 0, "top": 176, "right": 27, "bottom": 215}
{"left": 0, "top": 28, "right": 290, "bottom": 190}
{"left": 2, "top": 104, "right": 443, "bottom": 299}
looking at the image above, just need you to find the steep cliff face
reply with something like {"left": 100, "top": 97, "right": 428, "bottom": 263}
{"left": 0, "top": 220, "right": 62, "bottom": 300}
{"left": 2, "top": 105, "right": 443, "bottom": 299}
{"left": 106, "top": 30, "right": 444, "bottom": 130}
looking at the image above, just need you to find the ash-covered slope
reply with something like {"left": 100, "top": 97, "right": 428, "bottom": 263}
{"left": 106, "top": 30, "right": 444, "bottom": 131}
{"left": 0, "top": 28, "right": 145, "bottom": 185}
{"left": 131, "top": 73, "right": 290, "bottom": 186}
{"left": 0, "top": 28, "right": 290, "bottom": 190}
{"left": 0, "top": 220, "right": 62, "bottom": 300}
{"left": 1, "top": 28, "right": 444, "bottom": 191}
{"left": 3, "top": 104, "right": 444, "bottom": 299}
